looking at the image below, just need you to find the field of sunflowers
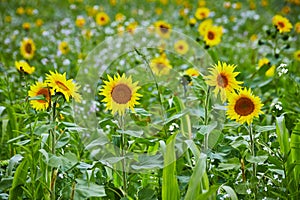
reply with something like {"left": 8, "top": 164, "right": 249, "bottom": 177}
{"left": 1, "top": 0, "right": 300, "bottom": 199}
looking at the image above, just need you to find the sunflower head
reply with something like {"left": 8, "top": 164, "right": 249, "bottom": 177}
{"left": 28, "top": 81, "right": 54, "bottom": 111}
{"left": 149, "top": 54, "right": 173, "bottom": 76}
{"left": 203, "top": 25, "right": 223, "bottom": 47}
{"left": 20, "top": 38, "right": 36, "bottom": 60}
{"left": 205, "top": 61, "right": 243, "bottom": 103}
{"left": 294, "top": 50, "right": 300, "bottom": 61}
{"left": 272, "top": 15, "right": 293, "bottom": 33}
{"left": 59, "top": 41, "right": 70, "bottom": 54}
{"left": 195, "top": 7, "right": 210, "bottom": 20}
{"left": 198, "top": 18, "right": 213, "bottom": 36}
{"left": 154, "top": 20, "right": 172, "bottom": 38}
{"left": 95, "top": 12, "right": 110, "bottom": 26}
{"left": 46, "top": 71, "right": 81, "bottom": 102}
{"left": 75, "top": 16, "right": 86, "bottom": 28}
{"left": 99, "top": 74, "right": 142, "bottom": 116}
{"left": 174, "top": 40, "right": 189, "bottom": 55}
{"left": 15, "top": 60, "right": 35, "bottom": 74}
{"left": 226, "top": 88, "right": 264, "bottom": 125}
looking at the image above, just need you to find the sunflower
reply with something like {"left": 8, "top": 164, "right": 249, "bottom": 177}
{"left": 272, "top": 15, "right": 293, "bottom": 33}
{"left": 174, "top": 40, "right": 189, "bottom": 55}
{"left": 203, "top": 25, "right": 223, "bottom": 47}
{"left": 154, "top": 20, "right": 172, "bottom": 38}
{"left": 20, "top": 38, "right": 36, "bottom": 60}
{"left": 95, "top": 12, "right": 110, "bottom": 26}
{"left": 75, "top": 16, "right": 86, "bottom": 28}
{"left": 58, "top": 41, "right": 70, "bottom": 54}
{"left": 46, "top": 71, "right": 81, "bottom": 102}
{"left": 294, "top": 50, "right": 300, "bottom": 61}
{"left": 15, "top": 60, "right": 35, "bottom": 74}
{"left": 265, "top": 65, "right": 275, "bottom": 77}
{"left": 198, "top": 18, "right": 213, "bottom": 36}
{"left": 126, "top": 22, "right": 138, "bottom": 34}
{"left": 258, "top": 57, "right": 270, "bottom": 67}
{"left": 185, "top": 68, "right": 200, "bottom": 77}
{"left": 149, "top": 54, "right": 173, "bottom": 76}
{"left": 226, "top": 88, "right": 264, "bottom": 125}
{"left": 99, "top": 74, "right": 142, "bottom": 115}
{"left": 194, "top": 7, "right": 210, "bottom": 20}
{"left": 205, "top": 61, "right": 243, "bottom": 103}
{"left": 28, "top": 81, "right": 53, "bottom": 111}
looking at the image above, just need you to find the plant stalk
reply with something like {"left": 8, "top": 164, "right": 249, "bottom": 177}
{"left": 204, "top": 87, "right": 210, "bottom": 152}
{"left": 119, "top": 114, "right": 127, "bottom": 197}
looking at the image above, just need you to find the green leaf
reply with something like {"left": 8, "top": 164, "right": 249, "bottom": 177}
{"left": 117, "top": 130, "right": 144, "bottom": 138}
{"left": 218, "top": 158, "right": 240, "bottom": 171}
{"left": 255, "top": 125, "right": 276, "bottom": 132}
{"left": 74, "top": 179, "right": 106, "bottom": 199}
{"left": 9, "top": 159, "right": 29, "bottom": 200}
{"left": 219, "top": 185, "right": 238, "bottom": 200}
{"left": 184, "top": 153, "right": 208, "bottom": 200}
{"left": 245, "top": 154, "right": 268, "bottom": 164}
{"left": 275, "top": 115, "right": 290, "bottom": 157}
{"left": 162, "top": 134, "right": 179, "bottom": 200}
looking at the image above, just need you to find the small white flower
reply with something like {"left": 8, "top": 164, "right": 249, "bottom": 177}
{"left": 246, "top": 188, "right": 251, "bottom": 194}
{"left": 63, "top": 59, "right": 71, "bottom": 66}
{"left": 264, "top": 186, "right": 268, "bottom": 191}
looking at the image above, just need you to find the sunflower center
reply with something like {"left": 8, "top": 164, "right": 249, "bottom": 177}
{"left": 178, "top": 45, "right": 184, "bottom": 50}
{"left": 278, "top": 21, "right": 285, "bottom": 28}
{"left": 217, "top": 74, "right": 228, "bottom": 88}
{"left": 100, "top": 17, "right": 105, "bottom": 21}
{"left": 234, "top": 97, "right": 255, "bottom": 116}
{"left": 55, "top": 81, "right": 69, "bottom": 91}
{"left": 111, "top": 84, "right": 132, "bottom": 104}
{"left": 37, "top": 88, "right": 50, "bottom": 103}
{"left": 159, "top": 24, "right": 169, "bottom": 34}
{"left": 25, "top": 43, "right": 32, "bottom": 53}
{"left": 156, "top": 62, "right": 166, "bottom": 71}
{"left": 207, "top": 31, "right": 215, "bottom": 40}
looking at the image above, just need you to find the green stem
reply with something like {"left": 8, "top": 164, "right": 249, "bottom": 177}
{"left": 50, "top": 101, "right": 57, "bottom": 200}
{"left": 248, "top": 124, "right": 257, "bottom": 199}
{"left": 134, "top": 48, "right": 168, "bottom": 137}
{"left": 119, "top": 114, "right": 127, "bottom": 197}
{"left": 204, "top": 87, "right": 210, "bottom": 152}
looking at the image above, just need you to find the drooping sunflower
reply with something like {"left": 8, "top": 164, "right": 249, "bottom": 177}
{"left": 174, "top": 40, "right": 189, "bottom": 55}
{"left": 20, "top": 38, "right": 36, "bottom": 60}
{"left": 258, "top": 57, "right": 270, "bottom": 68}
{"left": 226, "top": 88, "right": 264, "bottom": 125}
{"left": 15, "top": 60, "right": 35, "bottom": 74}
{"left": 194, "top": 7, "right": 210, "bottom": 20}
{"left": 205, "top": 61, "right": 243, "bottom": 103}
{"left": 99, "top": 74, "right": 142, "bottom": 116}
{"left": 272, "top": 15, "right": 293, "bottom": 33}
{"left": 28, "top": 81, "right": 53, "bottom": 111}
{"left": 46, "top": 71, "right": 81, "bottom": 102}
{"left": 154, "top": 20, "right": 172, "bottom": 38}
{"left": 95, "top": 12, "right": 110, "bottom": 26}
{"left": 203, "top": 25, "right": 223, "bottom": 47}
{"left": 149, "top": 54, "right": 173, "bottom": 76}
{"left": 58, "top": 41, "right": 70, "bottom": 54}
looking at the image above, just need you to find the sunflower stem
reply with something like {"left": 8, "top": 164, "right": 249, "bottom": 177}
{"left": 248, "top": 123, "right": 257, "bottom": 199}
{"left": 134, "top": 48, "right": 168, "bottom": 137}
{"left": 118, "top": 114, "right": 127, "bottom": 197}
{"left": 49, "top": 100, "right": 57, "bottom": 200}
{"left": 204, "top": 87, "right": 210, "bottom": 152}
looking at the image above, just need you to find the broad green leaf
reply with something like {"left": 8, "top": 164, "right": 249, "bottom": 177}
{"left": 9, "top": 159, "right": 29, "bottom": 200}
{"left": 245, "top": 154, "right": 268, "bottom": 164}
{"left": 74, "top": 179, "right": 106, "bottom": 200}
{"left": 184, "top": 153, "right": 208, "bottom": 200}
{"left": 218, "top": 158, "right": 240, "bottom": 171}
{"left": 162, "top": 134, "right": 179, "bottom": 200}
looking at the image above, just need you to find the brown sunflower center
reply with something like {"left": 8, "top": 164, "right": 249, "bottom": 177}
{"left": 278, "top": 21, "right": 285, "bottom": 28}
{"left": 159, "top": 24, "right": 169, "bottom": 34}
{"left": 217, "top": 73, "right": 228, "bottom": 88}
{"left": 25, "top": 43, "right": 32, "bottom": 54}
{"left": 55, "top": 81, "right": 69, "bottom": 91}
{"left": 36, "top": 88, "right": 50, "bottom": 103}
{"left": 156, "top": 62, "right": 166, "bottom": 71}
{"left": 111, "top": 84, "right": 132, "bottom": 104}
{"left": 234, "top": 97, "right": 255, "bottom": 116}
{"left": 207, "top": 31, "right": 215, "bottom": 40}
{"left": 178, "top": 45, "right": 184, "bottom": 50}
{"left": 100, "top": 16, "right": 105, "bottom": 21}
